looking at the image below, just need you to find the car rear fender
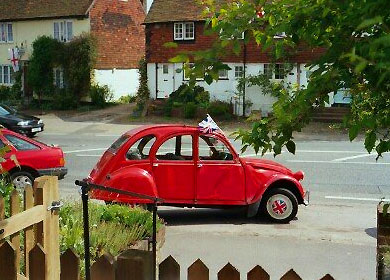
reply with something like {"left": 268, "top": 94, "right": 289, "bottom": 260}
{"left": 250, "top": 174, "right": 305, "bottom": 205}
{"left": 92, "top": 166, "right": 158, "bottom": 204}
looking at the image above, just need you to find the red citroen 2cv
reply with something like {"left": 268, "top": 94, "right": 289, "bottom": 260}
{"left": 87, "top": 124, "right": 308, "bottom": 223}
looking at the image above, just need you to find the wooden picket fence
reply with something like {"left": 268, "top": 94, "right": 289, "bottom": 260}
{"left": 0, "top": 176, "right": 337, "bottom": 280}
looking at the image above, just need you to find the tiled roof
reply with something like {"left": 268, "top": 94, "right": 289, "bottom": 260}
{"left": 0, "top": 0, "right": 93, "bottom": 21}
{"left": 145, "top": 0, "right": 213, "bottom": 23}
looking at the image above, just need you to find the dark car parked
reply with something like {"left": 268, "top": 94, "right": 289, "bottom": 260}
{"left": 0, "top": 104, "right": 44, "bottom": 137}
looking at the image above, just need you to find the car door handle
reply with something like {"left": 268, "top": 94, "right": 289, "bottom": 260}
{"left": 153, "top": 163, "right": 159, "bottom": 167}
{"left": 197, "top": 164, "right": 203, "bottom": 168}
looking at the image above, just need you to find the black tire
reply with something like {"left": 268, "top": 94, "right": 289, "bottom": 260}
{"left": 260, "top": 188, "right": 298, "bottom": 224}
{"left": 10, "top": 171, "right": 34, "bottom": 190}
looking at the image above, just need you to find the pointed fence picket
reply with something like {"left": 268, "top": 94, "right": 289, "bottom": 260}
{"left": 0, "top": 177, "right": 338, "bottom": 280}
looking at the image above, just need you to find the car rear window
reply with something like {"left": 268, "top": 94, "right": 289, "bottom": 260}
{"left": 4, "top": 135, "right": 40, "bottom": 151}
{"left": 108, "top": 135, "right": 129, "bottom": 153}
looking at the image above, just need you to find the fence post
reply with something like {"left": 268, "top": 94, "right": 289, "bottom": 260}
{"left": 60, "top": 248, "right": 80, "bottom": 280}
{"left": 10, "top": 189, "right": 20, "bottom": 273}
{"left": 217, "top": 263, "right": 240, "bottom": 280}
{"left": 91, "top": 252, "right": 115, "bottom": 280}
{"left": 0, "top": 195, "right": 4, "bottom": 247}
{"left": 160, "top": 256, "right": 180, "bottom": 280}
{"left": 29, "top": 244, "right": 46, "bottom": 280}
{"left": 188, "top": 259, "right": 209, "bottom": 280}
{"left": 280, "top": 269, "right": 302, "bottom": 280}
{"left": 0, "top": 241, "right": 17, "bottom": 280}
{"left": 24, "top": 185, "right": 35, "bottom": 276}
{"left": 247, "top": 265, "right": 270, "bottom": 280}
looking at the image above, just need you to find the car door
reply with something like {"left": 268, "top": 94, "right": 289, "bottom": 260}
{"left": 151, "top": 133, "right": 196, "bottom": 202}
{"left": 196, "top": 133, "right": 246, "bottom": 203}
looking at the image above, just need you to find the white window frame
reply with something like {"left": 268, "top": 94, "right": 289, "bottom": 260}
{"left": 174, "top": 22, "right": 195, "bottom": 41}
{"left": 0, "top": 65, "right": 13, "bottom": 85}
{"left": 274, "top": 64, "right": 285, "bottom": 80}
{"left": 264, "top": 63, "right": 285, "bottom": 80}
{"left": 234, "top": 66, "right": 244, "bottom": 79}
{"left": 54, "top": 21, "right": 73, "bottom": 42}
{"left": 53, "top": 67, "right": 64, "bottom": 89}
{"left": 0, "top": 23, "right": 13, "bottom": 43}
{"left": 218, "top": 69, "right": 229, "bottom": 80}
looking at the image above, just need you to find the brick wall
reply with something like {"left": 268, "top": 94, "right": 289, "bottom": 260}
{"left": 146, "top": 21, "right": 324, "bottom": 63}
{"left": 90, "top": 0, "right": 146, "bottom": 69}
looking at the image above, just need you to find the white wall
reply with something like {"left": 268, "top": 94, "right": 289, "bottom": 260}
{"left": 94, "top": 69, "right": 139, "bottom": 100}
{"left": 148, "top": 62, "right": 319, "bottom": 115}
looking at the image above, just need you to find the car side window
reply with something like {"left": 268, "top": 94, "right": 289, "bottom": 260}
{"left": 126, "top": 135, "right": 156, "bottom": 160}
{"left": 156, "top": 135, "right": 193, "bottom": 161}
{"left": 4, "top": 135, "right": 40, "bottom": 151}
{"left": 199, "top": 135, "right": 233, "bottom": 161}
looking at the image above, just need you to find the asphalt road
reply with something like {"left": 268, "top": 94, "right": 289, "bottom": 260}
{"left": 35, "top": 116, "right": 389, "bottom": 280}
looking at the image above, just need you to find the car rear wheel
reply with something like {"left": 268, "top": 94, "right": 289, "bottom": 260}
{"left": 261, "top": 188, "right": 298, "bottom": 223}
{"left": 11, "top": 171, "right": 34, "bottom": 190}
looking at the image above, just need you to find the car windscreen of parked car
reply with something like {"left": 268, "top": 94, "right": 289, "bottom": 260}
{"left": 0, "top": 106, "right": 10, "bottom": 116}
{"left": 4, "top": 134, "right": 40, "bottom": 151}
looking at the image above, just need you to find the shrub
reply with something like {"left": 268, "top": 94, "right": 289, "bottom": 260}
{"left": 184, "top": 102, "right": 197, "bottom": 119}
{"left": 52, "top": 91, "right": 79, "bottom": 110}
{"left": 208, "top": 101, "right": 233, "bottom": 120}
{"left": 89, "top": 84, "right": 113, "bottom": 108}
{"left": 59, "top": 202, "right": 163, "bottom": 275}
{"left": 117, "top": 95, "right": 137, "bottom": 104}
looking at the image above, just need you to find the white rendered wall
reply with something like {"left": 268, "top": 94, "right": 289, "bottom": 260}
{"left": 94, "top": 69, "right": 139, "bottom": 100}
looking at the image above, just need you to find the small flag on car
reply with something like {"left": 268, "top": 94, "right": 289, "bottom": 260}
{"left": 198, "top": 114, "right": 220, "bottom": 134}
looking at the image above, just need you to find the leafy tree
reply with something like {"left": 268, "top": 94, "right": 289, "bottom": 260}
{"left": 178, "top": 0, "right": 390, "bottom": 157}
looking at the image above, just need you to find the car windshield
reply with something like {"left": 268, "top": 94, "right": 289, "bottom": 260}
{"left": 0, "top": 105, "right": 11, "bottom": 116}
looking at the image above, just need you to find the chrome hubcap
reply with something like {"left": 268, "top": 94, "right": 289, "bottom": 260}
{"left": 266, "top": 194, "right": 293, "bottom": 220}
{"left": 13, "top": 175, "right": 33, "bottom": 189}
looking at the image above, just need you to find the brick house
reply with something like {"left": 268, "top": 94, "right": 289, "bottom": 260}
{"left": 145, "top": 0, "right": 348, "bottom": 116}
{"left": 0, "top": 0, "right": 146, "bottom": 100}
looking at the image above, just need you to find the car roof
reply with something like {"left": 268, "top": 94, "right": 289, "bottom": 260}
{"left": 123, "top": 124, "right": 226, "bottom": 138}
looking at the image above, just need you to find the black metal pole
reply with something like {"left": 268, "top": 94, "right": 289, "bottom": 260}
{"left": 152, "top": 203, "right": 157, "bottom": 280}
{"left": 81, "top": 186, "right": 91, "bottom": 280}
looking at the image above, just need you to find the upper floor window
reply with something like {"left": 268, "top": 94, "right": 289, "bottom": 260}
{"left": 0, "top": 65, "right": 13, "bottom": 85}
{"left": 234, "top": 66, "right": 244, "bottom": 78}
{"left": 54, "top": 21, "right": 73, "bottom": 42}
{"left": 263, "top": 64, "right": 285, "bottom": 80}
{"left": 174, "top": 22, "right": 194, "bottom": 41}
{"left": 0, "top": 23, "right": 13, "bottom": 43}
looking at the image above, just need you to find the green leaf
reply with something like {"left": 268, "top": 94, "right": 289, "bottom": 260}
{"left": 349, "top": 125, "right": 360, "bottom": 141}
{"left": 163, "top": 42, "right": 178, "bottom": 48}
{"left": 169, "top": 54, "right": 188, "bottom": 63}
{"left": 364, "top": 131, "right": 377, "bottom": 153}
{"left": 286, "top": 140, "right": 296, "bottom": 154}
{"left": 273, "top": 144, "right": 282, "bottom": 155}
{"left": 357, "top": 16, "right": 383, "bottom": 30}
{"left": 204, "top": 74, "right": 213, "bottom": 85}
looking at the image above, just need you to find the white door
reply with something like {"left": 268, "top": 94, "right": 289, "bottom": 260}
{"left": 157, "top": 64, "right": 174, "bottom": 98}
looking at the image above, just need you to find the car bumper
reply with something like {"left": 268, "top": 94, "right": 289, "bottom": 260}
{"left": 38, "top": 167, "right": 68, "bottom": 179}
{"left": 12, "top": 124, "right": 44, "bottom": 134}
{"left": 303, "top": 190, "right": 310, "bottom": 206}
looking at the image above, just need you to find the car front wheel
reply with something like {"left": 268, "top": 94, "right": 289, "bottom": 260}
{"left": 11, "top": 171, "right": 34, "bottom": 190}
{"left": 261, "top": 188, "right": 298, "bottom": 223}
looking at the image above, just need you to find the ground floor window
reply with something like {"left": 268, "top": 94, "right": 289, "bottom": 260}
{"left": 53, "top": 67, "right": 64, "bottom": 89}
{"left": 0, "top": 65, "right": 13, "bottom": 85}
{"left": 234, "top": 66, "right": 244, "bottom": 78}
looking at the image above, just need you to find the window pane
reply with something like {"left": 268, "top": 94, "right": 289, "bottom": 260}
{"left": 67, "top": 22, "right": 73, "bottom": 41}
{"left": 7, "top": 24, "right": 13, "bottom": 42}
{"left": 54, "top": 22, "right": 60, "bottom": 40}
{"left": 275, "top": 64, "right": 285, "bottom": 79}
{"left": 0, "top": 66, "right": 3, "bottom": 84}
{"left": 108, "top": 135, "right": 128, "bottom": 153}
{"left": 174, "top": 23, "right": 183, "bottom": 40}
{"left": 0, "top": 24, "right": 6, "bottom": 42}
{"left": 184, "top": 22, "right": 194, "bottom": 39}
{"left": 60, "top": 22, "right": 65, "bottom": 41}
{"left": 4, "top": 135, "right": 40, "bottom": 151}
{"left": 162, "top": 64, "right": 169, "bottom": 74}
{"left": 263, "top": 64, "right": 273, "bottom": 79}
{"left": 4, "top": 66, "right": 9, "bottom": 84}
{"left": 235, "top": 66, "right": 244, "bottom": 78}
{"left": 218, "top": 69, "right": 228, "bottom": 79}
{"left": 156, "top": 135, "right": 193, "bottom": 160}
{"left": 126, "top": 135, "right": 156, "bottom": 160}
{"left": 199, "top": 135, "right": 233, "bottom": 161}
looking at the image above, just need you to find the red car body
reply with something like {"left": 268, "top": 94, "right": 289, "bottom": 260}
{"left": 0, "top": 128, "right": 67, "bottom": 187}
{"left": 88, "top": 125, "right": 308, "bottom": 223}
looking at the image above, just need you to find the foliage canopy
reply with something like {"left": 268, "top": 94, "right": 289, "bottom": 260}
{"left": 179, "top": 0, "right": 390, "bottom": 157}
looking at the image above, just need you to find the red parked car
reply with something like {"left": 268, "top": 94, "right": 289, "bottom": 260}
{"left": 0, "top": 128, "right": 67, "bottom": 188}
{"left": 88, "top": 125, "right": 308, "bottom": 223}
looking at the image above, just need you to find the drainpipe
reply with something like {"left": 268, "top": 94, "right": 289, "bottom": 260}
{"left": 155, "top": 63, "right": 158, "bottom": 99}
{"left": 242, "top": 40, "right": 247, "bottom": 117}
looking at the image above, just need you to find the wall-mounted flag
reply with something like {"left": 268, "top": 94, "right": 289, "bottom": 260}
{"left": 9, "top": 48, "right": 20, "bottom": 72}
